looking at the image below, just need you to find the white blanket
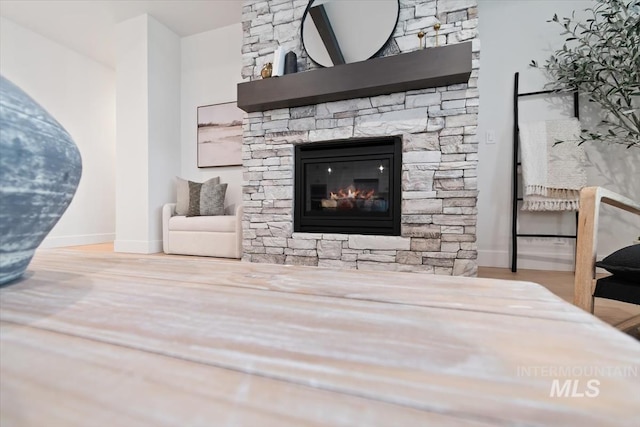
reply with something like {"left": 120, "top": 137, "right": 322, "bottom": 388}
{"left": 519, "top": 118, "right": 586, "bottom": 211}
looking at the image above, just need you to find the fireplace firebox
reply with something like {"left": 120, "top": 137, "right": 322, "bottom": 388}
{"left": 294, "top": 137, "right": 401, "bottom": 235}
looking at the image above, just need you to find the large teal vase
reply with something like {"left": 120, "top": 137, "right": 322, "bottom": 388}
{"left": 0, "top": 76, "right": 82, "bottom": 285}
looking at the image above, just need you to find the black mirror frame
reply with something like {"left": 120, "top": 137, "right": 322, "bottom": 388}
{"left": 300, "top": 0, "right": 400, "bottom": 68}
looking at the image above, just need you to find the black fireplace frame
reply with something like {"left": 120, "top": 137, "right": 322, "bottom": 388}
{"left": 294, "top": 136, "right": 402, "bottom": 236}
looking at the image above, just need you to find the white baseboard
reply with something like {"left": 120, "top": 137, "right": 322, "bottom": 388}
{"left": 114, "top": 239, "right": 163, "bottom": 254}
{"left": 40, "top": 233, "right": 115, "bottom": 249}
{"left": 478, "top": 249, "right": 576, "bottom": 271}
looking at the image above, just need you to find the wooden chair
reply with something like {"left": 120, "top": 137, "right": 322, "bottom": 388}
{"left": 574, "top": 187, "right": 640, "bottom": 333}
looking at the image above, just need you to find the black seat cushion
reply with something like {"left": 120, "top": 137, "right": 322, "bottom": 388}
{"left": 594, "top": 275, "right": 640, "bottom": 305}
{"left": 595, "top": 245, "right": 640, "bottom": 283}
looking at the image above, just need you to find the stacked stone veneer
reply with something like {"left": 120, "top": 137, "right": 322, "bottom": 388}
{"left": 241, "top": 0, "right": 480, "bottom": 276}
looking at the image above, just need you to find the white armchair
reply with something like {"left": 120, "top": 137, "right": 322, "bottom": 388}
{"left": 162, "top": 203, "right": 243, "bottom": 259}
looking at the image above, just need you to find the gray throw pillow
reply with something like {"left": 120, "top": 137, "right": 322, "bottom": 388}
{"left": 200, "top": 183, "right": 227, "bottom": 216}
{"left": 186, "top": 182, "right": 227, "bottom": 217}
{"left": 176, "top": 176, "right": 219, "bottom": 216}
{"left": 187, "top": 181, "right": 203, "bottom": 216}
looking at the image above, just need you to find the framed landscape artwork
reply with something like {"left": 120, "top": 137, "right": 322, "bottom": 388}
{"left": 197, "top": 102, "right": 244, "bottom": 168}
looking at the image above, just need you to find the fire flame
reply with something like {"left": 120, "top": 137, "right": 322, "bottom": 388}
{"left": 330, "top": 186, "right": 376, "bottom": 200}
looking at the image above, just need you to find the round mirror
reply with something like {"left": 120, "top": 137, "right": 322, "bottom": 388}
{"left": 301, "top": 0, "right": 400, "bottom": 67}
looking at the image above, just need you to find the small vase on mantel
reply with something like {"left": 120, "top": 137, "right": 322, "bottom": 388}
{"left": 261, "top": 62, "right": 273, "bottom": 79}
{"left": 0, "top": 75, "right": 82, "bottom": 285}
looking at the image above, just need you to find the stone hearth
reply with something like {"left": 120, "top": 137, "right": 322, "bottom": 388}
{"left": 240, "top": 0, "right": 480, "bottom": 276}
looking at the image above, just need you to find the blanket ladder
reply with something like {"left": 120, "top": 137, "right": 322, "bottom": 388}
{"left": 511, "top": 72, "right": 580, "bottom": 272}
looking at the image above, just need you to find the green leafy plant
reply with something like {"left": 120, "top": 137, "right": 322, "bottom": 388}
{"left": 531, "top": 0, "right": 640, "bottom": 148}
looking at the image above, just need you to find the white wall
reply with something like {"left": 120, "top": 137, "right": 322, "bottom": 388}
{"left": 180, "top": 23, "right": 244, "bottom": 209}
{"left": 148, "top": 16, "right": 182, "bottom": 249}
{"left": 0, "top": 16, "right": 116, "bottom": 248}
{"left": 477, "top": 1, "right": 640, "bottom": 270}
{"left": 115, "top": 15, "right": 152, "bottom": 253}
{"left": 115, "top": 14, "right": 181, "bottom": 253}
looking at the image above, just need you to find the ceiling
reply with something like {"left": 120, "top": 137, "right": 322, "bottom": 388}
{"left": 0, "top": 0, "right": 243, "bottom": 68}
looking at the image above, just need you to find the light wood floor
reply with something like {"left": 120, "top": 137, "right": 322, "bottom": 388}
{"left": 64, "top": 243, "right": 639, "bottom": 329}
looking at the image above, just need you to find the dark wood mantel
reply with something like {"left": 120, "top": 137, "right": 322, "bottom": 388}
{"left": 237, "top": 42, "right": 472, "bottom": 113}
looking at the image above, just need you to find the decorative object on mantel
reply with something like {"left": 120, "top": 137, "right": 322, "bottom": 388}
{"left": 301, "top": 0, "right": 399, "bottom": 67}
{"left": 284, "top": 51, "right": 298, "bottom": 75}
{"left": 434, "top": 23, "right": 441, "bottom": 47}
{"left": 197, "top": 102, "right": 243, "bottom": 168}
{"left": 260, "top": 62, "right": 272, "bottom": 79}
{"left": 417, "top": 31, "right": 425, "bottom": 49}
{"left": 272, "top": 46, "right": 286, "bottom": 77}
{"left": 0, "top": 75, "right": 82, "bottom": 285}
{"left": 237, "top": 42, "right": 472, "bottom": 113}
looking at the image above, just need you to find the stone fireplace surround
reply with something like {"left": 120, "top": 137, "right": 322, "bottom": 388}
{"left": 240, "top": 0, "right": 480, "bottom": 276}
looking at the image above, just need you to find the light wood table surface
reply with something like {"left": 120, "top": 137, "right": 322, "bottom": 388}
{"left": 1, "top": 249, "right": 639, "bottom": 426}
